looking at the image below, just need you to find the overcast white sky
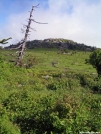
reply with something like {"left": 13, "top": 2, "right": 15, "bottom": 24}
{"left": 0, "top": 0, "right": 101, "bottom": 47}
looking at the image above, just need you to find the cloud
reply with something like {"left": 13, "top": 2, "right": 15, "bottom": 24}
{"left": 0, "top": 0, "right": 101, "bottom": 48}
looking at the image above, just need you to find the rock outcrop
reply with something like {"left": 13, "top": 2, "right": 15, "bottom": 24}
{"left": 5, "top": 38, "right": 96, "bottom": 51}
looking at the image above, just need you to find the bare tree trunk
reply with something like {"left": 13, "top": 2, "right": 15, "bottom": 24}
{"left": 15, "top": 6, "right": 34, "bottom": 66}
{"left": 15, "top": 5, "right": 47, "bottom": 66}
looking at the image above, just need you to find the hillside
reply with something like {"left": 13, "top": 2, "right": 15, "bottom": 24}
{"left": 0, "top": 49, "right": 101, "bottom": 134}
{"left": 5, "top": 38, "right": 96, "bottom": 51}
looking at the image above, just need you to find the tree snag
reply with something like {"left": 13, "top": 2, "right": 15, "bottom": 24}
{"left": 15, "top": 4, "right": 48, "bottom": 66}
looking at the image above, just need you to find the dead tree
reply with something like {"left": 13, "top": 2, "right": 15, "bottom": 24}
{"left": 15, "top": 4, "right": 48, "bottom": 66}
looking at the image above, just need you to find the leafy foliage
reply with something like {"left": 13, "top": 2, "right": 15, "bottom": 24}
{"left": 0, "top": 37, "right": 12, "bottom": 44}
{"left": 86, "top": 49, "right": 101, "bottom": 77}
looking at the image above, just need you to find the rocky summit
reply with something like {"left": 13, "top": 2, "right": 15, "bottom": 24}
{"left": 5, "top": 38, "right": 96, "bottom": 51}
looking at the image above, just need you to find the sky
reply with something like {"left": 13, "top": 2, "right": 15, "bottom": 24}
{"left": 0, "top": 0, "right": 101, "bottom": 48}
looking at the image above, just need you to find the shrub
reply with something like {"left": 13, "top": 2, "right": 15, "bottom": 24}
{"left": 91, "top": 78, "right": 101, "bottom": 93}
{"left": 0, "top": 115, "right": 20, "bottom": 134}
{"left": 25, "top": 55, "right": 37, "bottom": 68}
{"left": 86, "top": 49, "right": 101, "bottom": 77}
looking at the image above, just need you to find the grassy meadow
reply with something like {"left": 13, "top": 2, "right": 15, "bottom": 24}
{"left": 0, "top": 49, "right": 101, "bottom": 134}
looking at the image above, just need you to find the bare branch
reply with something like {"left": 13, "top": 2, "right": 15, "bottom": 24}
{"left": 31, "top": 19, "right": 48, "bottom": 24}
{"left": 33, "top": 4, "right": 40, "bottom": 8}
{"left": 10, "top": 41, "right": 24, "bottom": 50}
{"left": 25, "top": 20, "right": 29, "bottom": 22}
{"left": 26, "top": 33, "right": 30, "bottom": 35}
{"left": 29, "top": 27, "right": 36, "bottom": 31}
{"left": 10, "top": 44, "right": 22, "bottom": 50}
{"left": 23, "top": 24, "right": 28, "bottom": 27}
{"left": 23, "top": 24, "right": 36, "bottom": 31}
{"left": 21, "top": 29, "right": 25, "bottom": 33}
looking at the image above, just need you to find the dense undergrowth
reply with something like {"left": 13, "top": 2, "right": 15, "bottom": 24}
{"left": 0, "top": 49, "right": 101, "bottom": 134}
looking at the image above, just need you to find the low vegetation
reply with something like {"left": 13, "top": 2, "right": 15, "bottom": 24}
{"left": 0, "top": 49, "right": 101, "bottom": 134}
{"left": 86, "top": 49, "right": 101, "bottom": 77}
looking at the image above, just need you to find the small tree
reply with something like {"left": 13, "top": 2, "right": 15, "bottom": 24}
{"left": 86, "top": 49, "right": 101, "bottom": 77}
{"left": 0, "top": 37, "right": 12, "bottom": 44}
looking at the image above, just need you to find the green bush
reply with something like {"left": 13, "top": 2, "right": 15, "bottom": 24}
{"left": 0, "top": 116, "right": 20, "bottom": 134}
{"left": 91, "top": 78, "right": 101, "bottom": 93}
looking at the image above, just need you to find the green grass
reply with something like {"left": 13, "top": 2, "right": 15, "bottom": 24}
{"left": 1, "top": 49, "right": 96, "bottom": 72}
{"left": 0, "top": 49, "right": 101, "bottom": 134}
